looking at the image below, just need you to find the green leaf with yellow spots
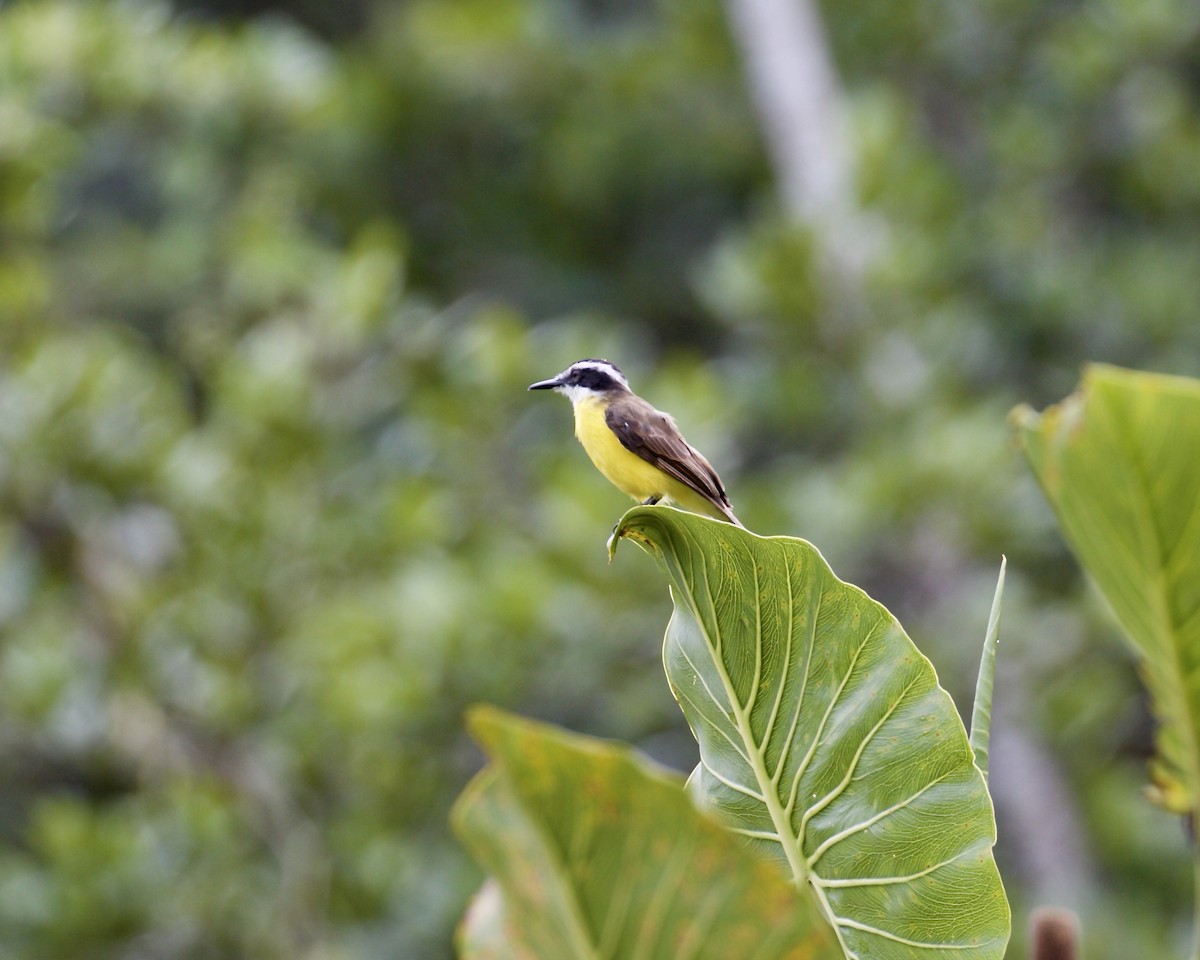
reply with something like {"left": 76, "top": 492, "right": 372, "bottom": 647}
{"left": 452, "top": 706, "right": 838, "bottom": 960}
{"left": 611, "top": 507, "right": 1009, "bottom": 959}
{"left": 1014, "top": 365, "right": 1200, "bottom": 817}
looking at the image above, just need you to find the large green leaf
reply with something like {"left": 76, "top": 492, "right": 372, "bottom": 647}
{"left": 1013, "top": 364, "right": 1200, "bottom": 816}
{"left": 452, "top": 705, "right": 838, "bottom": 960}
{"left": 611, "top": 508, "right": 1009, "bottom": 959}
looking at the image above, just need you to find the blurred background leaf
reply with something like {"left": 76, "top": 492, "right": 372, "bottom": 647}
{"left": 452, "top": 706, "right": 838, "bottom": 960}
{"left": 0, "top": 0, "right": 1198, "bottom": 957}
{"left": 1015, "top": 367, "right": 1200, "bottom": 819}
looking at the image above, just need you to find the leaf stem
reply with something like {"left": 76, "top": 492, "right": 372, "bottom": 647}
{"left": 1193, "top": 837, "right": 1200, "bottom": 960}
{"left": 970, "top": 556, "right": 1006, "bottom": 781}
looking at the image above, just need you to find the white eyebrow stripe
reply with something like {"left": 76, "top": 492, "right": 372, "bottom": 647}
{"left": 566, "top": 361, "right": 629, "bottom": 388}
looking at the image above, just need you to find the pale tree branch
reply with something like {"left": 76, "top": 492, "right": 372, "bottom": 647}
{"left": 724, "top": 0, "right": 878, "bottom": 288}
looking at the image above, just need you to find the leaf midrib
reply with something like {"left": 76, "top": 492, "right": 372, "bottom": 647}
{"left": 665, "top": 533, "right": 866, "bottom": 957}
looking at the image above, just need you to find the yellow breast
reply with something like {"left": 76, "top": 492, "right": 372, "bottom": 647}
{"left": 573, "top": 397, "right": 670, "bottom": 502}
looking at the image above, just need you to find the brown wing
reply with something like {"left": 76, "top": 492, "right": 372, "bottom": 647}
{"left": 605, "top": 396, "right": 741, "bottom": 525}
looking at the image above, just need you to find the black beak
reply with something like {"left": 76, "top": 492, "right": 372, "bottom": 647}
{"left": 528, "top": 377, "right": 562, "bottom": 391}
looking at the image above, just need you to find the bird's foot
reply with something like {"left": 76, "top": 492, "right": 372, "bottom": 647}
{"left": 642, "top": 496, "right": 662, "bottom": 506}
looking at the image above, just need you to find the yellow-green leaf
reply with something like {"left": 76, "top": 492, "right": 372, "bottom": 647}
{"left": 1013, "top": 364, "right": 1200, "bottom": 816}
{"left": 453, "top": 706, "right": 838, "bottom": 960}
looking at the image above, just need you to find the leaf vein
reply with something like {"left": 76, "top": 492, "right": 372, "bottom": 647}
{"left": 814, "top": 849, "right": 975, "bottom": 889}
{"left": 759, "top": 550, "right": 796, "bottom": 758}
{"left": 799, "top": 674, "right": 923, "bottom": 847}
{"left": 785, "top": 617, "right": 882, "bottom": 820}
{"left": 807, "top": 772, "right": 953, "bottom": 868}
{"left": 836, "top": 916, "right": 979, "bottom": 950}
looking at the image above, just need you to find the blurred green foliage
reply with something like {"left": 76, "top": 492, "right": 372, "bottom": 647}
{"left": 0, "top": 0, "right": 1198, "bottom": 957}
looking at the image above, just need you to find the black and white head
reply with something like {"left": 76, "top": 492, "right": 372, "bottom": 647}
{"left": 528, "top": 359, "right": 630, "bottom": 405}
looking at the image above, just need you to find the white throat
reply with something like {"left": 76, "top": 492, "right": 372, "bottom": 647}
{"left": 557, "top": 384, "right": 604, "bottom": 407}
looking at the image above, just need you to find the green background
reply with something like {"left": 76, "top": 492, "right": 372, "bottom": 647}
{"left": 1, "top": 0, "right": 1198, "bottom": 957}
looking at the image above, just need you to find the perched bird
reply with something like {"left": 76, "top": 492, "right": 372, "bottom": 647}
{"left": 529, "top": 359, "right": 742, "bottom": 525}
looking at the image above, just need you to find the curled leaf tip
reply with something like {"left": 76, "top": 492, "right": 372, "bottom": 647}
{"left": 1007, "top": 403, "right": 1037, "bottom": 431}
{"left": 608, "top": 505, "right": 664, "bottom": 563}
{"left": 464, "top": 703, "right": 506, "bottom": 745}
{"left": 606, "top": 528, "right": 620, "bottom": 563}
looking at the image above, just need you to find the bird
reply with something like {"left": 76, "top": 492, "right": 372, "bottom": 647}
{"left": 529, "top": 359, "right": 742, "bottom": 526}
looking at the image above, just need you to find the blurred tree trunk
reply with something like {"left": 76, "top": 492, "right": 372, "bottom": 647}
{"left": 724, "top": 0, "right": 874, "bottom": 287}
{"left": 991, "top": 719, "right": 1098, "bottom": 911}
